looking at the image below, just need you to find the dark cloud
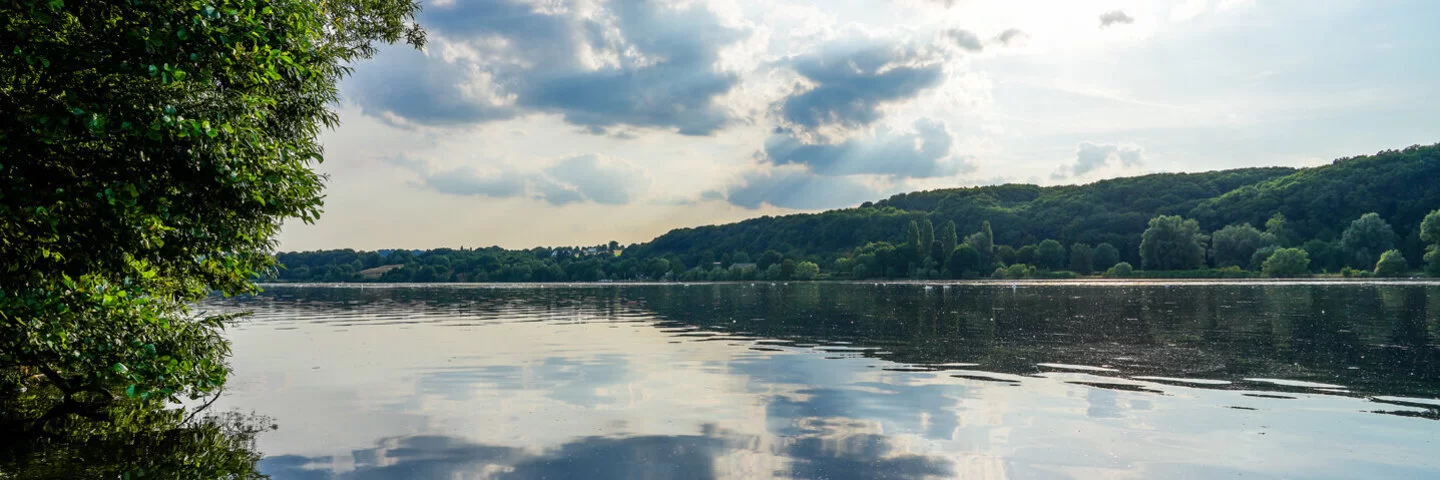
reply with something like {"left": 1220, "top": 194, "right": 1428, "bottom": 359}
{"left": 946, "top": 29, "right": 984, "bottom": 52}
{"left": 348, "top": 48, "right": 517, "bottom": 127}
{"left": 764, "top": 119, "right": 967, "bottom": 178}
{"left": 1052, "top": 141, "right": 1145, "bottom": 179}
{"left": 994, "top": 28, "right": 1028, "bottom": 46}
{"left": 724, "top": 168, "right": 878, "bottom": 210}
{"left": 1099, "top": 10, "right": 1136, "bottom": 28}
{"left": 351, "top": 0, "right": 744, "bottom": 135}
{"left": 779, "top": 39, "right": 946, "bottom": 131}
{"left": 389, "top": 155, "right": 650, "bottom": 205}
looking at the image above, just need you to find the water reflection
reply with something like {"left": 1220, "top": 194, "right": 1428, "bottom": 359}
{"left": 203, "top": 283, "right": 1440, "bottom": 479}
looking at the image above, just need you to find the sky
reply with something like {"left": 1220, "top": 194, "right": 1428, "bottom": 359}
{"left": 277, "top": 0, "right": 1440, "bottom": 251}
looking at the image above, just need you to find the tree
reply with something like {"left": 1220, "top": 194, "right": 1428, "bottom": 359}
{"left": 996, "top": 245, "right": 1017, "bottom": 266}
{"left": 939, "top": 221, "right": 959, "bottom": 264}
{"left": 793, "top": 261, "right": 820, "bottom": 280}
{"left": 1262, "top": 248, "right": 1310, "bottom": 277}
{"left": 1340, "top": 213, "right": 1397, "bottom": 269}
{"left": 1209, "top": 223, "right": 1275, "bottom": 269}
{"left": 1423, "top": 210, "right": 1440, "bottom": 277}
{"left": 1, "top": 0, "right": 424, "bottom": 422}
{"left": 758, "top": 250, "right": 784, "bottom": 270}
{"left": 965, "top": 221, "right": 995, "bottom": 268}
{"left": 780, "top": 258, "right": 798, "bottom": 280}
{"left": 1265, "top": 213, "right": 1293, "bottom": 247}
{"left": 1069, "top": 243, "right": 1094, "bottom": 274}
{"left": 948, "top": 244, "right": 981, "bottom": 278}
{"left": 1036, "top": 239, "right": 1066, "bottom": 270}
{"left": 1015, "top": 245, "right": 1037, "bottom": 265}
{"left": 918, "top": 219, "right": 935, "bottom": 261}
{"left": 1092, "top": 243, "right": 1121, "bottom": 271}
{"left": 1105, "top": 262, "right": 1135, "bottom": 278}
{"left": 1427, "top": 246, "right": 1440, "bottom": 277}
{"left": 1424, "top": 210, "right": 1440, "bottom": 244}
{"left": 1374, "top": 249, "right": 1408, "bottom": 277}
{"left": 1139, "top": 215, "right": 1207, "bottom": 270}
{"left": 1250, "top": 245, "right": 1279, "bottom": 271}
{"left": 906, "top": 221, "right": 923, "bottom": 260}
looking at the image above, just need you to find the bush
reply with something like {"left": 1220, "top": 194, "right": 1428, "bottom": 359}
{"left": 1135, "top": 268, "right": 1256, "bottom": 279}
{"left": 1262, "top": 248, "right": 1311, "bottom": 277}
{"left": 1374, "top": 249, "right": 1409, "bottom": 277}
{"left": 992, "top": 264, "right": 1036, "bottom": 279}
{"left": 1104, "top": 262, "right": 1135, "bottom": 278}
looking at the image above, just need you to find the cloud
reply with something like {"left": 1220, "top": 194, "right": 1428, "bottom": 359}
{"left": 946, "top": 29, "right": 984, "bottom": 52}
{"left": 351, "top": 0, "right": 746, "bottom": 135}
{"left": 544, "top": 154, "right": 652, "bottom": 205}
{"left": 724, "top": 167, "right": 879, "bottom": 210}
{"left": 763, "top": 119, "right": 969, "bottom": 178}
{"left": 778, "top": 38, "right": 947, "bottom": 131}
{"left": 348, "top": 48, "right": 517, "bottom": 127}
{"left": 1052, "top": 142, "right": 1145, "bottom": 179}
{"left": 391, "top": 154, "right": 651, "bottom": 206}
{"left": 1170, "top": 0, "right": 1209, "bottom": 21}
{"left": 1098, "top": 10, "right": 1135, "bottom": 28}
{"left": 994, "top": 28, "right": 1028, "bottom": 46}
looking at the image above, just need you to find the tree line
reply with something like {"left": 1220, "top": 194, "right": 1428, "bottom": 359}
{"left": 273, "top": 144, "right": 1440, "bottom": 282}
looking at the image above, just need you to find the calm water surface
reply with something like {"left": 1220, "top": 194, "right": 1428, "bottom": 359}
{"left": 204, "top": 282, "right": 1440, "bottom": 479}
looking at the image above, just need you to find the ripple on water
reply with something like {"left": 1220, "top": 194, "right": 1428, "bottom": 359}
{"left": 1244, "top": 378, "right": 1347, "bottom": 389}
{"left": 1132, "top": 376, "right": 1233, "bottom": 386}
{"left": 1037, "top": 363, "right": 1119, "bottom": 372}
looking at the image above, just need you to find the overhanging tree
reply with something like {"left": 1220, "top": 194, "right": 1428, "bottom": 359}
{"left": 2, "top": 0, "right": 423, "bottom": 421}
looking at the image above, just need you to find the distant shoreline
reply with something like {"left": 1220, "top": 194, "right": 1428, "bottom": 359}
{"left": 256, "top": 278, "right": 1440, "bottom": 288}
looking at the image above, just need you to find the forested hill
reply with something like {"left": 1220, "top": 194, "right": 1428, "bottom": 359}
{"left": 631, "top": 166, "right": 1295, "bottom": 266}
{"left": 273, "top": 143, "right": 1440, "bottom": 282}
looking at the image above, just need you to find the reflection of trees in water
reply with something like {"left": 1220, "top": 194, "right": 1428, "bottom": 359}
{"left": 220, "top": 284, "right": 1440, "bottom": 397}
{"left": 631, "top": 283, "right": 1440, "bottom": 397}
{"left": 0, "top": 383, "right": 270, "bottom": 479}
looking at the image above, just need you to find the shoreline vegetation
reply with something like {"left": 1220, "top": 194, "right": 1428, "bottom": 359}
{"left": 273, "top": 144, "right": 1440, "bottom": 283}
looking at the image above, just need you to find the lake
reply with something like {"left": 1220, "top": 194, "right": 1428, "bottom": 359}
{"left": 203, "top": 282, "right": 1440, "bottom": 479}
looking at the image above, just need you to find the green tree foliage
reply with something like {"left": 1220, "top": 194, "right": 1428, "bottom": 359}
{"left": 1262, "top": 248, "right": 1310, "bottom": 277}
{"left": 939, "top": 220, "right": 958, "bottom": 264}
{"left": 1035, "top": 240, "right": 1066, "bottom": 270}
{"left": 995, "top": 245, "right": 1017, "bottom": 266}
{"left": 1014, "top": 245, "right": 1036, "bottom": 265}
{"left": 1374, "top": 249, "right": 1408, "bottom": 277}
{"left": 1069, "top": 243, "right": 1094, "bottom": 274}
{"left": 1209, "top": 223, "right": 1276, "bottom": 268}
{"left": 792, "top": 261, "right": 820, "bottom": 280}
{"left": 1250, "top": 245, "right": 1279, "bottom": 271}
{"left": 1265, "top": 213, "right": 1293, "bottom": 247}
{"left": 1340, "top": 213, "right": 1397, "bottom": 268}
{"left": 1422, "top": 210, "right": 1440, "bottom": 277}
{"left": 993, "top": 264, "right": 1035, "bottom": 279}
{"left": 1139, "top": 216, "right": 1207, "bottom": 270}
{"left": 964, "top": 221, "right": 995, "bottom": 268}
{"left": 758, "top": 250, "right": 784, "bottom": 270}
{"left": 906, "top": 221, "right": 922, "bottom": 260}
{"left": 947, "top": 244, "right": 981, "bottom": 278}
{"left": 1092, "top": 243, "right": 1120, "bottom": 271}
{"left": 1104, "top": 262, "right": 1135, "bottom": 278}
{"left": 0, "top": 0, "right": 423, "bottom": 421}
{"left": 1301, "top": 239, "right": 1340, "bottom": 273}
{"left": 918, "top": 219, "right": 935, "bottom": 261}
